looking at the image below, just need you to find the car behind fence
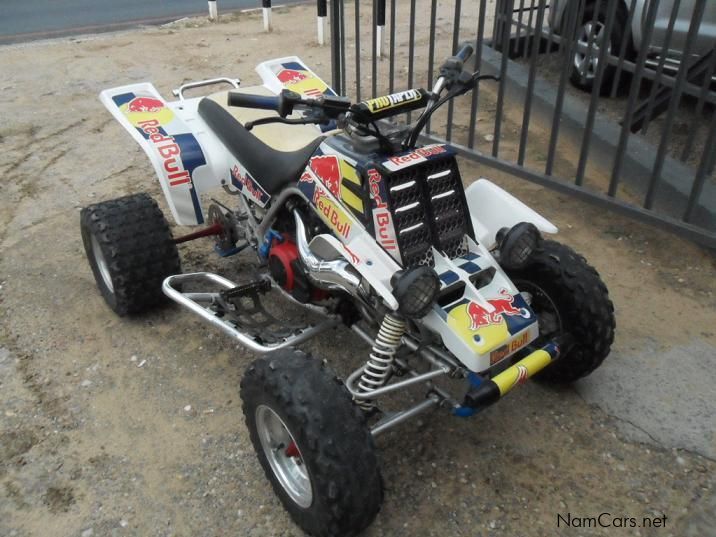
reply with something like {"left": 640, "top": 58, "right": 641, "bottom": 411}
{"left": 322, "top": 0, "right": 716, "bottom": 248}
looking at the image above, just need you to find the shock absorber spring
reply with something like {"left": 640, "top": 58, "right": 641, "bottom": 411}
{"left": 357, "top": 313, "right": 406, "bottom": 405}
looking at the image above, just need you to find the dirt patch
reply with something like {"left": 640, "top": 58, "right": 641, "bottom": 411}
{"left": 0, "top": 429, "right": 39, "bottom": 465}
{"left": 42, "top": 486, "right": 76, "bottom": 514}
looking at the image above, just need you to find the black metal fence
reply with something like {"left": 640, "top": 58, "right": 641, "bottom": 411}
{"left": 326, "top": 0, "right": 716, "bottom": 248}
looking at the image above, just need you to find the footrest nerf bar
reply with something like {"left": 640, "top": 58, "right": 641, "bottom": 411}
{"left": 162, "top": 272, "right": 340, "bottom": 353}
{"left": 455, "top": 339, "right": 565, "bottom": 416}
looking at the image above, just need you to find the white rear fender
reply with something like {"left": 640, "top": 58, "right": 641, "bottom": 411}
{"left": 99, "top": 83, "right": 223, "bottom": 226}
{"left": 465, "top": 179, "right": 558, "bottom": 248}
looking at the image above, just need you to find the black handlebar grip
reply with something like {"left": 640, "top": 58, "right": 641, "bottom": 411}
{"left": 455, "top": 43, "right": 474, "bottom": 62}
{"left": 227, "top": 92, "right": 281, "bottom": 111}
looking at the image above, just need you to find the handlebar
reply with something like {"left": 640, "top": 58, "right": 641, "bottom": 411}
{"left": 227, "top": 92, "right": 280, "bottom": 110}
{"left": 228, "top": 91, "right": 297, "bottom": 117}
{"left": 228, "top": 89, "right": 351, "bottom": 120}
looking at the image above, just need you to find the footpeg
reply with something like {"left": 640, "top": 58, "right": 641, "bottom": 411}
{"left": 220, "top": 278, "right": 271, "bottom": 302}
{"left": 162, "top": 272, "right": 339, "bottom": 353}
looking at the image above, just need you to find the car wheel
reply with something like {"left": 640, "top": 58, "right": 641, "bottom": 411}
{"left": 569, "top": 3, "right": 627, "bottom": 95}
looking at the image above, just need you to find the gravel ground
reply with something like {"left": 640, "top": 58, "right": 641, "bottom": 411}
{"left": 1, "top": 4, "right": 715, "bottom": 537}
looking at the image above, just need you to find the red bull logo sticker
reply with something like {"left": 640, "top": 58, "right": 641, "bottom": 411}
{"left": 128, "top": 97, "right": 163, "bottom": 113}
{"left": 310, "top": 155, "right": 342, "bottom": 197}
{"left": 277, "top": 69, "right": 309, "bottom": 84}
{"left": 445, "top": 289, "right": 532, "bottom": 355}
{"left": 121, "top": 95, "right": 175, "bottom": 128}
{"left": 467, "top": 288, "right": 526, "bottom": 331}
{"left": 276, "top": 67, "right": 327, "bottom": 97}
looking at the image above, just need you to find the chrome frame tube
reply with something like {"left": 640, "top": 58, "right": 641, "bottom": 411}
{"left": 371, "top": 395, "right": 441, "bottom": 436}
{"left": 172, "top": 77, "right": 240, "bottom": 100}
{"left": 393, "top": 356, "right": 461, "bottom": 408}
{"left": 255, "top": 186, "right": 305, "bottom": 241}
{"left": 162, "top": 272, "right": 339, "bottom": 353}
{"left": 293, "top": 210, "right": 363, "bottom": 296}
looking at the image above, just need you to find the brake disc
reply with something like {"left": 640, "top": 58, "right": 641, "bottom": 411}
{"left": 207, "top": 203, "right": 240, "bottom": 252}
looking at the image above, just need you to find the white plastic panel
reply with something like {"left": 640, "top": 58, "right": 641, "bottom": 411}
{"left": 465, "top": 179, "right": 558, "bottom": 248}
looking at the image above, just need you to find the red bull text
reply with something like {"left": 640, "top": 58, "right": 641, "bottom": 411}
{"left": 137, "top": 119, "right": 191, "bottom": 187}
{"left": 312, "top": 187, "right": 352, "bottom": 239}
{"left": 368, "top": 168, "right": 398, "bottom": 252}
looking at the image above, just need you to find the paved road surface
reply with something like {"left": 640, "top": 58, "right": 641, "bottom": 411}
{"left": 0, "top": 0, "right": 305, "bottom": 44}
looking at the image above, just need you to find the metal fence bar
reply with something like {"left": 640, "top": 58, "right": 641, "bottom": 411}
{"left": 639, "top": 0, "right": 682, "bottom": 135}
{"left": 513, "top": 0, "right": 526, "bottom": 57}
{"left": 467, "top": 0, "right": 488, "bottom": 149}
{"left": 684, "top": 114, "right": 716, "bottom": 223}
{"left": 330, "top": 0, "right": 341, "bottom": 95}
{"left": 610, "top": 0, "right": 638, "bottom": 97}
{"left": 542, "top": 1, "right": 557, "bottom": 54}
{"left": 517, "top": 0, "right": 547, "bottom": 165}
{"left": 601, "top": 52, "right": 716, "bottom": 102}
{"left": 406, "top": 0, "right": 417, "bottom": 123}
{"left": 681, "top": 47, "right": 716, "bottom": 161}
{"left": 445, "top": 0, "right": 463, "bottom": 142}
{"left": 575, "top": 0, "right": 619, "bottom": 187}
{"left": 545, "top": 0, "right": 584, "bottom": 175}
{"left": 421, "top": 132, "right": 716, "bottom": 248}
{"left": 371, "top": 0, "right": 378, "bottom": 98}
{"left": 607, "top": 0, "right": 660, "bottom": 197}
{"left": 580, "top": 0, "right": 604, "bottom": 92}
{"left": 389, "top": 0, "right": 396, "bottom": 94}
{"left": 644, "top": 0, "right": 707, "bottom": 210}
{"left": 492, "top": 0, "right": 503, "bottom": 51}
{"left": 327, "top": 0, "right": 716, "bottom": 248}
{"left": 426, "top": 0, "right": 438, "bottom": 133}
{"left": 340, "top": 0, "right": 346, "bottom": 96}
{"left": 354, "top": 0, "right": 361, "bottom": 101}
{"left": 522, "top": 0, "right": 536, "bottom": 60}
{"left": 492, "top": 0, "right": 515, "bottom": 157}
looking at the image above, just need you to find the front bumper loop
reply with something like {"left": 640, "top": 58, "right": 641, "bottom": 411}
{"left": 455, "top": 339, "right": 565, "bottom": 416}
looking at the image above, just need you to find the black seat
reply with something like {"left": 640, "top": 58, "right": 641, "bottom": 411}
{"left": 198, "top": 98, "right": 324, "bottom": 195}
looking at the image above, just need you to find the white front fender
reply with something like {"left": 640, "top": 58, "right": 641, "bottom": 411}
{"left": 465, "top": 179, "right": 558, "bottom": 248}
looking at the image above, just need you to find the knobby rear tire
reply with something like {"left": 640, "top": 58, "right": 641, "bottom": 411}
{"left": 80, "top": 192, "right": 181, "bottom": 316}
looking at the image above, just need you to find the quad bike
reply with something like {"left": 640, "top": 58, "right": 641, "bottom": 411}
{"left": 81, "top": 44, "right": 615, "bottom": 536}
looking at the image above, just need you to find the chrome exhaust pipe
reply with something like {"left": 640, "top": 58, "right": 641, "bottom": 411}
{"left": 293, "top": 210, "right": 364, "bottom": 297}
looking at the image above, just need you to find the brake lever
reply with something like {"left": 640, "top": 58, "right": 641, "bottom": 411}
{"left": 473, "top": 73, "right": 501, "bottom": 83}
{"left": 245, "top": 115, "right": 326, "bottom": 131}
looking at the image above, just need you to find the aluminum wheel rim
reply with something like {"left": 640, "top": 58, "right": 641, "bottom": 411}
{"left": 91, "top": 235, "right": 114, "bottom": 293}
{"left": 574, "top": 21, "right": 611, "bottom": 80}
{"left": 255, "top": 405, "right": 313, "bottom": 508}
